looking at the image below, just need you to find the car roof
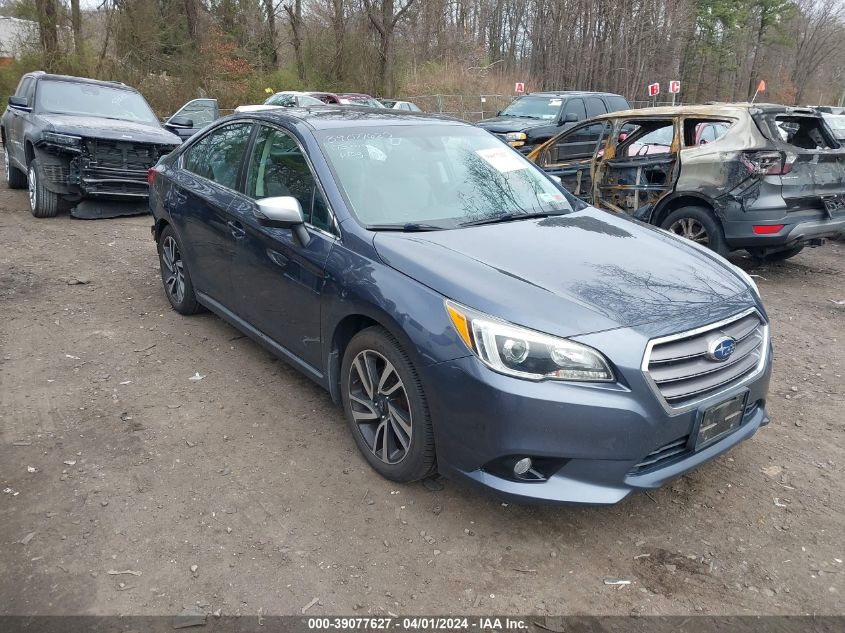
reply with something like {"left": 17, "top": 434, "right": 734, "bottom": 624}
{"left": 25, "top": 71, "right": 136, "bottom": 92}
{"left": 230, "top": 105, "right": 462, "bottom": 130}
{"left": 337, "top": 93, "right": 376, "bottom": 99}
{"left": 525, "top": 91, "right": 625, "bottom": 98}
{"left": 593, "top": 103, "right": 820, "bottom": 120}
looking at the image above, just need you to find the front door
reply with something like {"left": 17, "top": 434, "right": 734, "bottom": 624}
{"left": 594, "top": 118, "right": 679, "bottom": 214}
{"left": 169, "top": 122, "right": 253, "bottom": 306}
{"left": 534, "top": 121, "right": 609, "bottom": 200}
{"left": 228, "top": 123, "right": 336, "bottom": 371}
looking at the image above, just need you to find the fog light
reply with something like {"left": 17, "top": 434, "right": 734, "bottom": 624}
{"left": 513, "top": 457, "right": 532, "bottom": 476}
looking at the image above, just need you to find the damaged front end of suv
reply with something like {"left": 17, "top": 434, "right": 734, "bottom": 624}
{"left": 33, "top": 129, "right": 179, "bottom": 218}
{"left": 2, "top": 72, "right": 182, "bottom": 218}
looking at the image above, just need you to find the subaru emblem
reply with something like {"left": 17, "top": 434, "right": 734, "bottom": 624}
{"left": 707, "top": 336, "right": 736, "bottom": 362}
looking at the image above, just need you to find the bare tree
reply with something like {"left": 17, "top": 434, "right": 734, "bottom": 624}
{"left": 284, "top": 0, "right": 306, "bottom": 81}
{"left": 363, "top": 0, "right": 415, "bottom": 95}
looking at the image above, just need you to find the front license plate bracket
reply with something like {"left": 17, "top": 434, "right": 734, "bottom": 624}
{"left": 694, "top": 392, "right": 748, "bottom": 451}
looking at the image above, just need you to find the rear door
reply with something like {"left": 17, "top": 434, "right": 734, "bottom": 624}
{"left": 168, "top": 122, "right": 253, "bottom": 306}
{"left": 594, "top": 118, "right": 679, "bottom": 214}
{"left": 533, "top": 121, "right": 610, "bottom": 199}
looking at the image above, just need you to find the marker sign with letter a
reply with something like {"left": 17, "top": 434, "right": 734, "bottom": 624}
{"left": 515, "top": 82, "right": 525, "bottom": 94}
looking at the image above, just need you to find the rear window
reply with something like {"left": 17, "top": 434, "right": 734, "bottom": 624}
{"left": 755, "top": 114, "right": 838, "bottom": 150}
{"left": 606, "top": 96, "right": 630, "bottom": 113}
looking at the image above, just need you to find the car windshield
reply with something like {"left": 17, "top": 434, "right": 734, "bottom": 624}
{"left": 35, "top": 80, "right": 159, "bottom": 124}
{"left": 500, "top": 96, "right": 563, "bottom": 120}
{"left": 316, "top": 125, "right": 575, "bottom": 228}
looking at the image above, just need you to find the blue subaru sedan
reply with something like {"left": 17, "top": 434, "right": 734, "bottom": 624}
{"left": 148, "top": 107, "right": 772, "bottom": 504}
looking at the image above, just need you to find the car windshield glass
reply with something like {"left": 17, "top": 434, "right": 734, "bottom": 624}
{"left": 35, "top": 80, "right": 158, "bottom": 124}
{"left": 316, "top": 125, "right": 575, "bottom": 228}
{"left": 500, "top": 96, "right": 562, "bottom": 120}
{"left": 343, "top": 97, "right": 384, "bottom": 108}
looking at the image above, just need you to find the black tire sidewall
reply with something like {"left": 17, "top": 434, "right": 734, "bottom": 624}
{"left": 660, "top": 206, "right": 728, "bottom": 255}
{"left": 340, "top": 327, "right": 436, "bottom": 482}
{"left": 28, "top": 159, "right": 59, "bottom": 218}
{"left": 157, "top": 225, "right": 201, "bottom": 314}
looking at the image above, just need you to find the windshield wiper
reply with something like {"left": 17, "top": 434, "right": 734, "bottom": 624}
{"left": 366, "top": 222, "right": 446, "bottom": 232}
{"left": 460, "top": 211, "right": 567, "bottom": 227}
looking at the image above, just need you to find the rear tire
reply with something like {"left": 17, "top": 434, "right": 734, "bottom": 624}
{"left": 660, "top": 206, "right": 728, "bottom": 256}
{"left": 341, "top": 326, "right": 436, "bottom": 483}
{"left": 749, "top": 243, "right": 805, "bottom": 262}
{"left": 157, "top": 225, "right": 202, "bottom": 315}
{"left": 28, "top": 159, "right": 60, "bottom": 218}
{"left": 4, "top": 146, "right": 26, "bottom": 189}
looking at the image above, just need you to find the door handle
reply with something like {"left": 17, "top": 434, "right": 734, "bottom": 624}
{"left": 227, "top": 220, "right": 246, "bottom": 239}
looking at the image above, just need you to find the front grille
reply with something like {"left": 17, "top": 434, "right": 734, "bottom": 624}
{"left": 630, "top": 436, "right": 690, "bottom": 474}
{"left": 80, "top": 139, "right": 169, "bottom": 196}
{"left": 644, "top": 311, "right": 767, "bottom": 409}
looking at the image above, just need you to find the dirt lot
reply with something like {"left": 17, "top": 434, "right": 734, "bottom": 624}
{"left": 1, "top": 183, "right": 844, "bottom": 618}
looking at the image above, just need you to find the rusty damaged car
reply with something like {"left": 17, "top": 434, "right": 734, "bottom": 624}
{"left": 2, "top": 72, "right": 182, "bottom": 219}
{"left": 527, "top": 104, "right": 845, "bottom": 260}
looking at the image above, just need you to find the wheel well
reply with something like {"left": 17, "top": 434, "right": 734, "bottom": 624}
{"left": 153, "top": 218, "right": 170, "bottom": 242}
{"left": 327, "top": 314, "right": 380, "bottom": 403}
{"left": 24, "top": 141, "right": 35, "bottom": 166}
{"left": 653, "top": 195, "right": 716, "bottom": 227}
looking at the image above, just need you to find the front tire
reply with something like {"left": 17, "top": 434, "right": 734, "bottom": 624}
{"left": 341, "top": 327, "right": 436, "bottom": 482}
{"left": 4, "top": 146, "right": 26, "bottom": 189}
{"left": 28, "top": 159, "right": 60, "bottom": 218}
{"left": 660, "top": 206, "right": 728, "bottom": 255}
{"left": 157, "top": 225, "right": 202, "bottom": 315}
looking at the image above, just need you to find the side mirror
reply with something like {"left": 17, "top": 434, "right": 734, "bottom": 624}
{"left": 9, "top": 96, "right": 29, "bottom": 109}
{"left": 254, "top": 196, "right": 310, "bottom": 245}
{"left": 563, "top": 112, "right": 579, "bottom": 123}
{"left": 548, "top": 174, "right": 562, "bottom": 186}
{"left": 496, "top": 110, "right": 502, "bottom": 116}
{"left": 167, "top": 115, "right": 194, "bottom": 129}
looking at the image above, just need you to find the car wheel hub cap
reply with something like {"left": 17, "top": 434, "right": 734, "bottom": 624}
{"left": 4, "top": 148, "right": 9, "bottom": 182}
{"left": 669, "top": 217, "right": 709, "bottom": 244}
{"left": 348, "top": 350, "right": 412, "bottom": 465}
{"left": 161, "top": 236, "right": 185, "bottom": 304}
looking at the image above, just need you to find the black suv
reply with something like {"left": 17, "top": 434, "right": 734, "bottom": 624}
{"left": 477, "top": 91, "right": 630, "bottom": 153}
{"left": 1, "top": 72, "right": 182, "bottom": 218}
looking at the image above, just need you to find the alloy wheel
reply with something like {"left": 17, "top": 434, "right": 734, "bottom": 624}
{"left": 348, "top": 349, "right": 413, "bottom": 464}
{"left": 3, "top": 148, "right": 9, "bottom": 183}
{"left": 668, "top": 217, "right": 709, "bottom": 245}
{"left": 27, "top": 165, "right": 36, "bottom": 211}
{"left": 161, "top": 235, "right": 186, "bottom": 304}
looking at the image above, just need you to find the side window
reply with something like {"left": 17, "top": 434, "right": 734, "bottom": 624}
{"left": 169, "top": 99, "right": 218, "bottom": 129}
{"left": 617, "top": 120, "right": 675, "bottom": 157}
{"left": 183, "top": 123, "right": 253, "bottom": 189}
{"left": 245, "top": 125, "right": 333, "bottom": 233}
{"left": 17, "top": 77, "right": 34, "bottom": 104}
{"left": 547, "top": 122, "right": 605, "bottom": 163}
{"left": 584, "top": 97, "right": 607, "bottom": 119}
{"left": 683, "top": 119, "right": 733, "bottom": 146}
{"left": 607, "top": 96, "right": 630, "bottom": 113}
{"left": 562, "top": 98, "right": 586, "bottom": 122}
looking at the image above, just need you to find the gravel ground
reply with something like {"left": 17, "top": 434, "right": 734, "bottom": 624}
{"left": 1, "top": 186, "right": 844, "bottom": 617}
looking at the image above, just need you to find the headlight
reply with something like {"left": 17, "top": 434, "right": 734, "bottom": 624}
{"left": 43, "top": 132, "right": 82, "bottom": 147}
{"left": 505, "top": 132, "right": 527, "bottom": 142}
{"left": 445, "top": 301, "right": 614, "bottom": 382}
{"left": 733, "top": 265, "right": 761, "bottom": 299}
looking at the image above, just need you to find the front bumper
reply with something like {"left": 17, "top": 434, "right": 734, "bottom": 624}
{"left": 424, "top": 335, "right": 772, "bottom": 505}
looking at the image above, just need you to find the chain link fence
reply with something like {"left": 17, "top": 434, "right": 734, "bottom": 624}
{"left": 404, "top": 94, "right": 516, "bottom": 120}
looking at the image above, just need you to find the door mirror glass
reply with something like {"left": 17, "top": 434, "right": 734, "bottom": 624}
{"left": 255, "top": 196, "right": 304, "bottom": 227}
{"left": 9, "top": 96, "right": 29, "bottom": 109}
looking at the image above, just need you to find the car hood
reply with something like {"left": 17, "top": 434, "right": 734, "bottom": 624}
{"left": 373, "top": 208, "right": 752, "bottom": 338}
{"left": 476, "top": 117, "right": 549, "bottom": 133}
{"left": 43, "top": 115, "right": 180, "bottom": 145}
